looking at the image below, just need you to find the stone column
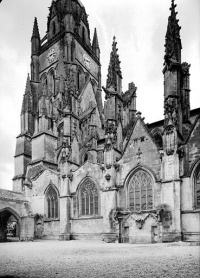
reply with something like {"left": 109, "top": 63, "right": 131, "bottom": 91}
{"left": 59, "top": 157, "right": 72, "bottom": 240}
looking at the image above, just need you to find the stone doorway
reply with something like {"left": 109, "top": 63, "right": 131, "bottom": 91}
{"left": 0, "top": 208, "right": 21, "bottom": 242}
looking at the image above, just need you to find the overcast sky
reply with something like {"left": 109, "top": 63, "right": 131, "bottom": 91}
{"left": 0, "top": 0, "right": 199, "bottom": 190}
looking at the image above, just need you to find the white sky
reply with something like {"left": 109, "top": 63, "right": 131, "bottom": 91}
{"left": 0, "top": 0, "right": 199, "bottom": 190}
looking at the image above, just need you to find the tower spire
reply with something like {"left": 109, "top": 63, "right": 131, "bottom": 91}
{"left": 164, "top": 0, "right": 182, "bottom": 66}
{"left": 92, "top": 28, "right": 100, "bottom": 59}
{"left": 106, "top": 36, "right": 122, "bottom": 93}
{"left": 31, "top": 17, "right": 40, "bottom": 40}
{"left": 21, "top": 74, "right": 32, "bottom": 115}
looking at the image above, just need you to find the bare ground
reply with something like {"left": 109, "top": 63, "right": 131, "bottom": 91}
{"left": 0, "top": 240, "right": 199, "bottom": 278}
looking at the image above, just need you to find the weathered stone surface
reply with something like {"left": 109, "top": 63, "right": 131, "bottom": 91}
{"left": 1, "top": 0, "right": 199, "bottom": 244}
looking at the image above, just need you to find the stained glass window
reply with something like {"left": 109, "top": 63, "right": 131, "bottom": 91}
{"left": 79, "top": 179, "right": 98, "bottom": 216}
{"left": 46, "top": 186, "right": 59, "bottom": 219}
{"left": 128, "top": 170, "right": 153, "bottom": 211}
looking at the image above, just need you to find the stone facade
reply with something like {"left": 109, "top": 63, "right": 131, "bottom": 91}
{"left": 1, "top": 0, "right": 199, "bottom": 243}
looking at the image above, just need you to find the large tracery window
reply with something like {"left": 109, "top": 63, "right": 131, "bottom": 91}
{"left": 194, "top": 165, "right": 200, "bottom": 208}
{"left": 79, "top": 179, "right": 99, "bottom": 216}
{"left": 128, "top": 170, "right": 153, "bottom": 211}
{"left": 46, "top": 186, "right": 59, "bottom": 219}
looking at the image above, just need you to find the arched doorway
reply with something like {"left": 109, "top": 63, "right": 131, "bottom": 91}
{"left": 0, "top": 208, "right": 21, "bottom": 242}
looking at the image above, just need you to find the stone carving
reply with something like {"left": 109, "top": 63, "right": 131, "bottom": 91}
{"left": 164, "top": 0, "right": 181, "bottom": 65}
{"left": 106, "top": 36, "right": 122, "bottom": 91}
{"left": 106, "top": 164, "right": 112, "bottom": 170}
{"left": 100, "top": 164, "right": 105, "bottom": 171}
{"left": 105, "top": 173, "right": 111, "bottom": 181}
{"left": 177, "top": 145, "right": 184, "bottom": 158}
{"left": 113, "top": 162, "right": 121, "bottom": 172}
{"left": 181, "top": 62, "right": 190, "bottom": 75}
{"left": 67, "top": 170, "right": 73, "bottom": 181}
{"left": 164, "top": 97, "right": 179, "bottom": 127}
{"left": 136, "top": 147, "right": 142, "bottom": 164}
{"left": 165, "top": 126, "right": 176, "bottom": 155}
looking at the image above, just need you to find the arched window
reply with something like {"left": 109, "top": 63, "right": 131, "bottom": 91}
{"left": 79, "top": 178, "right": 99, "bottom": 216}
{"left": 52, "top": 21, "right": 56, "bottom": 36}
{"left": 154, "top": 133, "right": 163, "bottom": 149}
{"left": 46, "top": 185, "right": 59, "bottom": 219}
{"left": 82, "top": 26, "right": 85, "bottom": 44}
{"left": 77, "top": 71, "right": 80, "bottom": 90}
{"left": 128, "top": 170, "right": 153, "bottom": 211}
{"left": 84, "top": 153, "right": 88, "bottom": 163}
{"left": 41, "top": 75, "right": 47, "bottom": 95}
{"left": 48, "top": 70, "right": 55, "bottom": 96}
{"left": 194, "top": 164, "right": 200, "bottom": 208}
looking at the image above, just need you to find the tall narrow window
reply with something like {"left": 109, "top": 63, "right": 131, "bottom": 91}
{"left": 48, "top": 70, "right": 55, "bottom": 96}
{"left": 194, "top": 165, "right": 200, "bottom": 208}
{"left": 79, "top": 178, "right": 99, "bottom": 216}
{"left": 154, "top": 133, "right": 163, "bottom": 149}
{"left": 82, "top": 26, "right": 85, "bottom": 44}
{"left": 52, "top": 21, "right": 56, "bottom": 36}
{"left": 128, "top": 170, "right": 153, "bottom": 211}
{"left": 46, "top": 185, "right": 59, "bottom": 219}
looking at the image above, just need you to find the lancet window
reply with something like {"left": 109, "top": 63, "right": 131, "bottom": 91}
{"left": 46, "top": 185, "right": 59, "bottom": 219}
{"left": 128, "top": 170, "right": 153, "bottom": 211}
{"left": 194, "top": 164, "right": 200, "bottom": 208}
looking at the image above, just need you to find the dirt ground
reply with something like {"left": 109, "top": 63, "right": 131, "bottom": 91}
{"left": 0, "top": 240, "right": 199, "bottom": 278}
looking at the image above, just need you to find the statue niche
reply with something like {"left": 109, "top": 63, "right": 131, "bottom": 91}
{"left": 165, "top": 126, "right": 176, "bottom": 155}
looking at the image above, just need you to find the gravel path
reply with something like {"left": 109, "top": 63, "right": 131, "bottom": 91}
{"left": 0, "top": 240, "right": 199, "bottom": 278}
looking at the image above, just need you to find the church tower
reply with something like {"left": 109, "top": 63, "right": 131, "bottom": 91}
{"left": 13, "top": 0, "right": 102, "bottom": 192}
{"left": 163, "top": 0, "right": 191, "bottom": 136}
{"left": 161, "top": 0, "right": 191, "bottom": 242}
{"left": 103, "top": 37, "right": 123, "bottom": 154}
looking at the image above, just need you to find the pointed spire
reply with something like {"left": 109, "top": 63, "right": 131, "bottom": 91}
{"left": 106, "top": 36, "right": 122, "bottom": 91}
{"left": 164, "top": 0, "right": 182, "bottom": 65}
{"left": 32, "top": 17, "right": 40, "bottom": 39}
{"left": 25, "top": 74, "right": 31, "bottom": 95}
{"left": 21, "top": 74, "right": 33, "bottom": 114}
{"left": 31, "top": 18, "right": 40, "bottom": 56}
{"left": 92, "top": 28, "right": 100, "bottom": 59}
{"left": 92, "top": 28, "right": 99, "bottom": 50}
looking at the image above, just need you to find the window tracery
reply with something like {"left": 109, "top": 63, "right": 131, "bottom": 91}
{"left": 79, "top": 179, "right": 98, "bottom": 216}
{"left": 128, "top": 170, "right": 153, "bottom": 211}
{"left": 46, "top": 185, "right": 59, "bottom": 219}
{"left": 194, "top": 164, "right": 200, "bottom": 208}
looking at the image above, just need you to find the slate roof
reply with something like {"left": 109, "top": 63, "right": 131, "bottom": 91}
{"left": 0, "top": 189, "right": 26, "bottom": 202}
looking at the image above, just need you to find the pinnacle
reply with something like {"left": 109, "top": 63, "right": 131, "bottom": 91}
{"left": 32, "top": 17, "right": 40, "bottom": 39}
{"left": 25, "top": 74, "right": 32, "bottom": 95}
{"left": 92, "top": 28, "right": 99, "bottom": 49}
{"left": 21, "top": 74, "right": 32, "bottom": 114}
{"left": 106, "top": 36, "right": 122, "bottom": 90}
{"left": 164, "top": 0, "right": 182, "bottom": 65}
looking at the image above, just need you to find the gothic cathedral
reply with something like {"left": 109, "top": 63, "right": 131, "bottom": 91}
{"left": 9, "top": 0, "right": 200, "bottom": 243}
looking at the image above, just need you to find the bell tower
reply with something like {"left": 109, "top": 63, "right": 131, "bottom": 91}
{"left": 163, "top": 0, "right": 191, "bottom": 136}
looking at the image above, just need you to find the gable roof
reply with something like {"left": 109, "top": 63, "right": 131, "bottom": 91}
{"left": 122, "top": 115, "right": 160, "bottom": 156}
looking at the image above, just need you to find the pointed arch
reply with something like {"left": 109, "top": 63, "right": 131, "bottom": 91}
{"left": 82, "top": 26, "right": 86, "bottom": 44}
{"left": 77, "top": 177, "right": 99, "bottom": 217}
{"left": 0, "top": 207, "right": 21, "bottom": 223}
{"left": 191, "top": 159, "right": 200, "bottom": 209}
{"left": 48, "top": 68, "right": 56, "bottom": 96}
{"left": 45, "top": 183, "right": 59, "bottom": 219}
{"left": 124, "top": 166, "right": 155, "bottom": 211}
